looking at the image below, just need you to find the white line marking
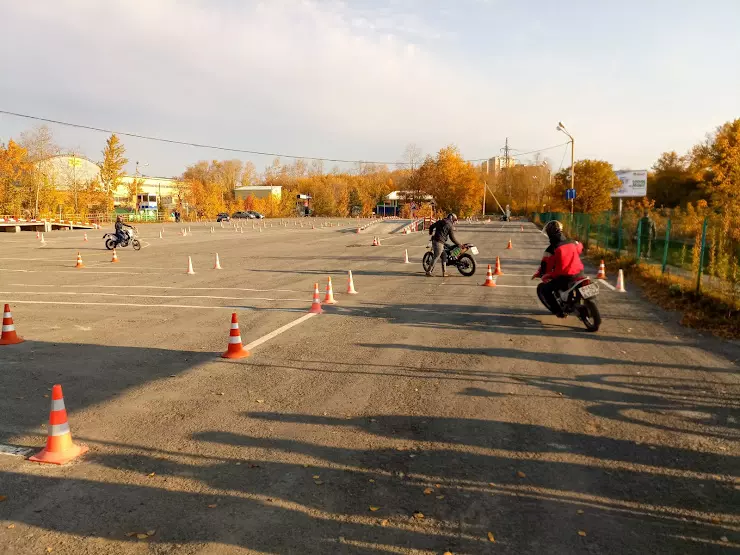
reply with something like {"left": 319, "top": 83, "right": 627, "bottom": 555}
{"left": 243, "top": 313, "right": 316, "bottom": 351}
{"left": 0, "top": 268, "right": 165, "bottom": 275}
{"left": 1, "top": 300, "right": 304, "bottom": 311}
{"left": 0, "top": 444, "right": 35, "bottom": 457}
{"left": 9, "top": 283, "right": 304, "bottom": 293}
{"left": 0, "top": 291, "right": 307, "bottom": 302}
{"left": 598, "top": 279, "right": 616, "bottom": 291}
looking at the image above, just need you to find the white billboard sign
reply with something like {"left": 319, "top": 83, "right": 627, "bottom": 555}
{"left": 613, "top": 170, "right": 648, "bottom": 198}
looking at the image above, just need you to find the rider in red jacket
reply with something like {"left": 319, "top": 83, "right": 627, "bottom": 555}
{"left": 534, "top": 220, "right": 585, "bottom": 317}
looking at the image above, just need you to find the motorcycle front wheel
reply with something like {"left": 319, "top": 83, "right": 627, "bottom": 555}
{"left": 422, "top": 251, "right": 433, "bottom": 273}
{"left": 132, "top": 239, "right": 141, "bottom": 251}
{"left": 457, "top": 254, "right": 476, "bottom": 276}
{"left": 579, "top": 299, "right": 601, "bottom": 332}
{"left": 105, "top": 238, "right": 116, "bottom": 250}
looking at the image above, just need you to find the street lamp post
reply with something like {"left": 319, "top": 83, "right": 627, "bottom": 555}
{"left": 556, "top": 122, "right": 575, "bottom": 215}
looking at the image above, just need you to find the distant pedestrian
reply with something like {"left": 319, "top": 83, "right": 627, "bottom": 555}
{"left": 638, "top": 210, "right": 657, "bottom": 258}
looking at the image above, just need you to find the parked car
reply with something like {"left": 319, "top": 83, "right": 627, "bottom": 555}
{"left": 216, "top": 212, "right": 230, "bottom": 222}
{"left": 232, "top": 211, "right": 253, "bottom": 219}
{"left": 248, "top": 211, "right": 265, "bottom": 219}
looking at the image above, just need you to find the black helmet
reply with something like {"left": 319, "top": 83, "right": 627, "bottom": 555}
{"left": 544, "top": 220, "right": 563, "bottom": 240}
{"left": 447, "top": 213, "right": 458, "bottom": 222}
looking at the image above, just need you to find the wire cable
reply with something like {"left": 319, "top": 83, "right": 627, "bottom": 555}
{"left": 1, "top": 109, "right": 571, "bottom": 166}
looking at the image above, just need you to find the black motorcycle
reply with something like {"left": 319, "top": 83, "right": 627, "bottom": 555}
{"left": 422, "top": 243, "right": 478, "bottom": 276}
{"left": 103, "top": 227, "right": 141, "bottom": 251}
{"left": 535, "top": 276, "right": 601, "bottom": 332}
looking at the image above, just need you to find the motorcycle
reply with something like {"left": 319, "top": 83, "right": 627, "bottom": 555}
{"left": 103, "top": 227, "right": 141, "bottom": 251}
{"left": 535, "top": 275, "right": 601, "bottom": 332}
{"left": 422, "top": 243, "right": 478, "bottom": 276}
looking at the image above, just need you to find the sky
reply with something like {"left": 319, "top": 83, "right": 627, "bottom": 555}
{"left": 1, "top": 0, "right": 739, "bottom": 178}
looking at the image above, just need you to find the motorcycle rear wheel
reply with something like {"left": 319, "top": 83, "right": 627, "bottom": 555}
{"left": 579, "top": 299, "right": 601, "bottom": 332}
{"left": 457, "top": 254, "right": 476, "bottom": 276}
{"left": 132, "top": 239, "right": 141, "bottom": 251}
{"left": 105, "top": 238, "right": 116, "bottom": 250}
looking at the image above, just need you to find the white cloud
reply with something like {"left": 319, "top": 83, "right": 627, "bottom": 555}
{"left": 0, "top": 0, "right": 499, "bottom": 170}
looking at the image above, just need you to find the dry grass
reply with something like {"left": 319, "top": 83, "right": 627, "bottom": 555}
{"left": 587, "top": 246, "right": 740, "bottom": 339}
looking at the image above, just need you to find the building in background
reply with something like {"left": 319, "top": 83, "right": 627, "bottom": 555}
{"left": 234, "top": 185, "right": 282, "bottom": 201}
{"left": 115, "top": 176, "right": 183, "bottom": 212}
{"left": 480, "top": 156, "right": 517, "bottom": 176}
{"left": 37, "top": 154, "right": 101, "bottom": 190}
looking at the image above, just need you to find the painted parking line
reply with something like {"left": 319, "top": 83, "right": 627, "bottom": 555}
{"left": 243, "top": 313, "right": 317, "bottom": 351}
{"left": 0, "top": 291, "right": 308, "bottom": 302}
{"left": 9, "top": 283, "right": 306, "bottom": 293}
{"left": 2, "top": 300, "right": 305, "bottom": 311}
{"left": 598, "top": 279, "right": 617, "bottom": 291}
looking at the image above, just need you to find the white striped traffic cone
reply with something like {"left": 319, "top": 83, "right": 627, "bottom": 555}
{"left": 404, "top": 249, "right": 410, "bottom": 264}
{"left": 214, "top": 253, "right": 222, "bottom": 270}
{"left": 1, "top": 304, "right": 24, "bottom": 345}
{"left": 186, "top": 256, "right": 195, "bottom": 275}
{"left": 29, "top": 384, "right": 87, "bottom": 465}
{"left": 221, "top": 313, "right": 250, "bottom": 359}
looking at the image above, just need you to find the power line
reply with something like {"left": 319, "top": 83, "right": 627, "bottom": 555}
{"left": 1, "top": 109, "right": 572, "bottom": 167}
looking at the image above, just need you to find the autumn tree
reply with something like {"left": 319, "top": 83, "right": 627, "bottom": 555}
{"left": 19, "top": 125, "right": 59, "bottom": 217}
{"left": 649, "top": 151, "right": 702, "bottom": 207}
{"left": 99, "top": 134, "right": 128, "bottom": 212}
{"left": 0, "top": 140, "right": 31, "bottom": 215}
{"left": 552, "top": 160, "right": 620, "bottom": 213}
{"left": 416, "top": 146, "right": 480, "bottom": 216}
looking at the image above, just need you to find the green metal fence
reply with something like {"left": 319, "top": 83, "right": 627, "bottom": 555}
{"left": 532, "top": 211, "right": 740, "bottom": 300}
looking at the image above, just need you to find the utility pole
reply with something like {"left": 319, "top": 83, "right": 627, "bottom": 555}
{"left": 556, "top": 122, "right": 575, "bottom": 215}
{"left": 503, "top": 137, "right": 511, "bottom": 198}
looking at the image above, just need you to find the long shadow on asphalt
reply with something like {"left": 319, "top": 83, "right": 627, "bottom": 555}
{"left": 0, "top": 341, "right": 216, "bottom": 444}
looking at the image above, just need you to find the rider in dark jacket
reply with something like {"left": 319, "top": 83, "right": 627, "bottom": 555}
{"left": 534, "top": 220, "right": 584, "bottom": 317}
{"left": 114, "top": 216, "right": 133, "bottom": 246}
{"left": 427, "top": 213, "right": 461, "bottom": 277}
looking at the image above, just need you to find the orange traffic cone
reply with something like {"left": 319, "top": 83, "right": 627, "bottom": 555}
{"left": 324, "top": 277, "right": 337, "bottom": 305}
{"left": 214, "top": 253, "right": 222, "bottom": 270}
{"left": 347, "top": 270, "right": 358, "bottom": 294}
{"left": 404, "top": 249, "right": 410, "bottom": 264}
{"left": 74, "top": 252, "right": 84, "bottom": 268}
{"left": 596, "top": 260, "right": 607, "bottom": 280}
{"left": 506, "top": 239, "right": 513, "bottom": 249}
{"left": 111, "top": 249, "right": 119, "bottom": 263}
{"left": 482, "top": 264, "right": 496, "bottom": 287}
{"left": 309, "top": 283, "right": 323, "bottom": 314}
{"left": 356, "top": 227, "right": 361, "bottom": 234}
{"left": 616, "top": 269, "right": 627, "bottom": 293}
{"left": 493, "top": 256, "right": 504, "bottom": 276}
{"left": 221, "top": 312, "right": 250, "bottom": 359}
{"left": 1, "top": 304, "right": 24, "bottom": 345}
{"left": 83, "top": 233, "right": 88, "bottom": 242}
{"left": 186, "top": 256, "right": 195, "bottom": 275}
{"left": 29, "top": 384, "right": 88, "bottom": 465}
{"left": 520, "top": 225, "right": 524, "bottom": 232}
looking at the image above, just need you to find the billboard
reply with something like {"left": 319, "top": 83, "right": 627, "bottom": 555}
{"left": 613, "top": 170, "right": 648, "bottom": 198}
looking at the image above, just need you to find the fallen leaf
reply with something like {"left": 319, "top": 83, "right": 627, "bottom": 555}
{"left": 7, "top": 524, "right": 15, "bottom": 529}
{"left": 369, "top": 479, "right": 375, "bottom": 483}
{"left": 578, "top": 530, "right": 587, "bottom": 537}
{"left": 720, "top": 536, "right": 728, "bottom": 542}
{"left": 487, "top": 531, "right": 496, "bottom": 542}
{"left": 303, "top": 464, "right": 309, "bottom": 468}
{"left": 423, "top": 488, "right": 433, "bottom": 495}
{"left": 314, "top": 480, "right": 324, "bottom": 486}
{"left": 235, "top": 462, "right": 241, "bottom": 466}
{"left": 338, "top": 536, "right": 345, "bottom": 542}
{"left": 46, "top": 548, "right": 53, "bottom": 553}
{"left": 256, "top": 400, "right": 264, "bottom": 404}
{"left": 169, "top": 374, "right": 176, "bottom": 378}
{"left": 409, "top": 454, "right": 416, "bottom": 458}
{"left": 436, "top": 495, "right": 445, "bottom": 500}
{"left": 444, "top": 552, "right": 453, "bottom": 555}
{"left": 43, "top": 395, "right": 49, "bottom": 398}
{"left": 216, "top": 392, "right": 224, "bottom": 396}
{"left": 146, "top": 530, "right": 156, "bottom": 536}
{"left": 207, "top": 504, "right": 217, "bottom": 509}
{"left": 516, "top": 471, "right": 526, "bottom": 478}
{"left": 147, "top": 472, "right": 155, "bottom": 478}
{"left": 380, "top": 519, "right": 389, "bottom": 527}
{"left": 413, "top": 511, "right": 424, "bottom": 520}
{"left": 369, "top": 506, "right": 380, "bottom": 512}
{"left": 312, "top": 475, "right": 321, "bottom": 479}
{"left": 435, "top": 484, "right": 441, "bottom": 488}
{"left": 0, "top": 495, "right": 7, "bottom": 502}
{"left": 136, "top": 533, "right": 149, "bottom": 539}
{"left": 125, "top": 532, "right": 138, "bottom": 537}
{"left": 577, "top": 509, "right": 584, "bottom": 515}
